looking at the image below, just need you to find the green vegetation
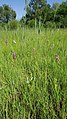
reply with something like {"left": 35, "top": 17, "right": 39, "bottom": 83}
{"left": 0, "top": 4, "right": 16, "bottom": 23}
{"left": 21, "top": 0, "right": 67, "bottom": 28}
{"left": 0, "top": 28, "right": 67, "bottom": 119}
{"left": 8, "top": 20, "right": 19, "bottom": 30}
{"left": 0, "top": 0, "right": 67, "bottom": 29}
{"left": 0, "top": 0, "right": 67, "bottom": 118}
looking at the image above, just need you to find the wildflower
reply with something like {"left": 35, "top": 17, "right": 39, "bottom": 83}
{"left": 56, "top": 54, "right": 59, "bottom": 63}
{"left": 12, "top": 52, "right": 16, "bottom": 60}
{"left": 13, "top": 40, "right": 16, "bottom": 44}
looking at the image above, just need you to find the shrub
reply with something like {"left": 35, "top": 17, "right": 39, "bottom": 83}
{"left": 27, "top": 19, "right": 35, "bottom": 28}
{"left": 45, "top": 21, "right": 56, "bottom": 28}
{"left": 0, "top": 23, "right": 6, "bottom": 30}
{"left": 8, "top": 20, "right": 18, "bottom": 30}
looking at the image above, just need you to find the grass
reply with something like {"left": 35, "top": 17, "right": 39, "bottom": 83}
{"left": 0, "top": 28, "right": 67, "bottom": 119}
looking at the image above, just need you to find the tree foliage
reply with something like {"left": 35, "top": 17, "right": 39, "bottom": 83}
{"left": 0, "top": 4, "right": 16, "bottom": 23}
{"left": 26, "top": 0, "right": 48, "bottom": 21}
{"left": 8, "top": 20, "right": 18, "bottom": 30}
{"left": 21, "top": 0, "right": 67, "bottom": 28}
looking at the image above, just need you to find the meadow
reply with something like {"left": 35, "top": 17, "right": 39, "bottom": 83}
{"left": 0, "top": 28, "right": 67, "bottom": 119}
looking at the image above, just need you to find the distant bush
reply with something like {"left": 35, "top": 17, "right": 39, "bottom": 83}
{"left": 44, "top": 21, "right": 56, "bottom": 28}
{"left": 0, "top": 23, "right": 6, "bottom": 30}
{"left": 27, "top": 19, "right": 35, "bottom": 28}
{"left": 60, "top": 16, "right": 67, "bottom": 28}
{"left": 55, "top": 22, "right": 62, "bottom": 28}
{"left": 8, "top": 20, "right": 18, "bottom": 30}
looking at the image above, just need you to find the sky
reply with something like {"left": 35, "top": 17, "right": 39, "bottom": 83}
{"left": 0, "top": 0, "right": 65, "bottom": 20}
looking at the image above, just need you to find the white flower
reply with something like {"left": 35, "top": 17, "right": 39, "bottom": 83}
{"left": 26, "top": 77, "right": 29, "bottom": 84}
{"left": 13, "top": 40, "right": 16, "bottom": 44}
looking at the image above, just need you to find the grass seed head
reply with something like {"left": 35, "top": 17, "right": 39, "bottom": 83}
{"left": 56, "top": 54, "right": 59, "bottom": 63}
{"left": 12, "top": 52, "right": 16, "bottom": 60}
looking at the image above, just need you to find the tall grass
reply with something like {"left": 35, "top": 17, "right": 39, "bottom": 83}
{"left": 0, "top": 28, "right": 67, "bottom": 119}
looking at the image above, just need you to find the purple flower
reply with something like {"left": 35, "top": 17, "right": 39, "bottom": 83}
{"left": 12, "top": 52, "right": 16, "bottom": 60}
{"left": 56, "top": 54, "right": 59, "bottom": 63}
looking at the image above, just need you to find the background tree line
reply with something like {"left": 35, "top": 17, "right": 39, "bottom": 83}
{"left": 0, "top": 0, "right": 67, "bottom": 29}
{"left": 0, "top": 4, "right": 18, "bottom": 29}
{"left": 22, "top": 0, "right": 67, "bottom": 28}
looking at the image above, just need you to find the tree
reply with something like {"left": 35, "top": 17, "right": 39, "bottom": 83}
{"left": 25, "top": 0, "right": 47, "bottom": 22}
{"left": 52, "top": 2, "right": 60, "bottom": 10}
{"left": 0, "top": 4, "right": 16, "bottom": 23}
{"left": 54, "top": 1, "right": 67, "bottom": 27}
{"left": 52, "top": 2, "right": 60, "bottom": 20}
{"left": 23, "top": 0, "right": 54, "bottom": 25}
{"left": 21, "top": 0, "right": 67, "bottom": 28}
